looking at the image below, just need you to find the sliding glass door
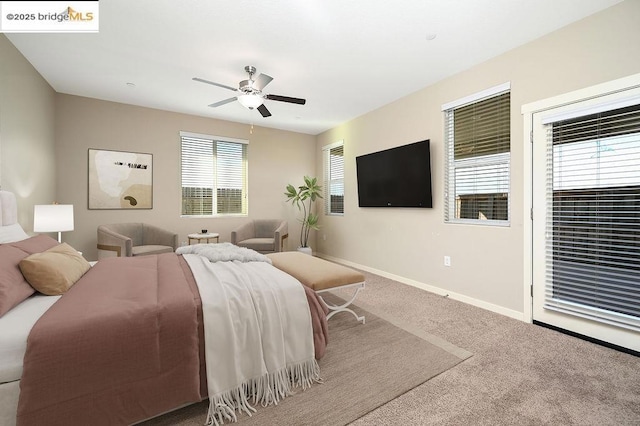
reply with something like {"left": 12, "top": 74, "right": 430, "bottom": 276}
{"left": 531, "top": 85, "right": 640, "bottom": 353}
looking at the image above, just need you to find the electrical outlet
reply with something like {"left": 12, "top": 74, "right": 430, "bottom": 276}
{"left": 444, "top": 256, "right": 451, "bottom": 267}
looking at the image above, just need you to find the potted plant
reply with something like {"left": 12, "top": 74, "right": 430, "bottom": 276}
{"left": 284, "top": 176, "right": 323, "bottom": 254}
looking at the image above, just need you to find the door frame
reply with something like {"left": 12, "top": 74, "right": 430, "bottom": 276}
{"left": 521, "top": 72, "right": 640, "bottom": 325}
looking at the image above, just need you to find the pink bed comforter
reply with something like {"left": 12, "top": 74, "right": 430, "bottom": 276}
{"left": 16, "top": 253, "right": 328, "bottom": 426}
{"left": 17, "top": 254, "right": 202, "bottom": 425}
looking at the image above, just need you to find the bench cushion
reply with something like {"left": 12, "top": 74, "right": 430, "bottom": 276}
{"left": 267, "top": 252, "right": 364, "bottom": 291}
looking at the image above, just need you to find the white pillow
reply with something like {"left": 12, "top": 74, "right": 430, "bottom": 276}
{"left": 0, "top": 224, "right": 29, "bottom": 244}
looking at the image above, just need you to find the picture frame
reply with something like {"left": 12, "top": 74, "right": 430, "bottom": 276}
{"left": 88, "top": 148, "right": 153, "bottom": 209}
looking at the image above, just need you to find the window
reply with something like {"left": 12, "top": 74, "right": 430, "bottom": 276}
{"left": 547, "top": 103, "right": 640, "bottom": 323}
{"left": 323, "top": 140, "right": 344, "bottom": 215}
{"left": 443, "top": 83, "right": 511, "bottom": 224}
{"left": 180, "top": 131, "right": 248, "bottom": 216}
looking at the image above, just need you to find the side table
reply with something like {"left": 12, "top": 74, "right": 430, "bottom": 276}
{"left": 188, "top": 232, "right": 220, "bottom": 245}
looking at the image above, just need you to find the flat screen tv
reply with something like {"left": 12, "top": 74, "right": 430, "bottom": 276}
{"left": 356, "top": 139, "right": 432, "bottom": 208}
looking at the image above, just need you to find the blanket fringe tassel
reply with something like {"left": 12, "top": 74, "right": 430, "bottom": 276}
{"left": 205, "top": 358, "right": 321, "bottom": 426}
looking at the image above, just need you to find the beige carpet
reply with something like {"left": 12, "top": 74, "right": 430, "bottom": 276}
{"left": 141, "top": 267, "right": 640, "bottom": 425}
{"left": 142, "top": 295, "right": 471, "bottom": 425}
{"left": 335, "top": 271, "right": 640, "bottom": 425}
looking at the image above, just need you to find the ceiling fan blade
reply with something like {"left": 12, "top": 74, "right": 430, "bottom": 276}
{"left": 192, "top": 77, "right": 237, "bottom": 92}
{"left": 208, "top": 97, "right": 237, "bottom": 108}
{"left": 257, "top": 104, "right": 272, "bottom": 117}
{"left": 253, "top": 73, "right": 273, "bottom": 90}
{"left": 266, "top": 94, "right": 306, "bottom": 105}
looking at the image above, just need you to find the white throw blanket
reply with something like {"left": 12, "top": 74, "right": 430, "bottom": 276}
{"left": 176, "top": 242, "right": 272, "bottom": 264}
{"left": 183, "top": 254, "right": 320, "bottom": 426}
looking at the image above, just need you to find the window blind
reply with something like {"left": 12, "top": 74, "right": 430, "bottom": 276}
{"left": 180, "top": 133, "right": 248, "bottom": 216}
{"left": 444, "top": 90, "right": 510, "bottom": 223}
{"left": 323, "top": 142, "right": 344, "bottom": 215}
{"left": 545, "top": 103, "right": 640, "bottom": 330}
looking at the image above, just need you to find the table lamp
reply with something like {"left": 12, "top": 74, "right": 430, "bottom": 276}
{"left": 34, "top": 204, "right": 74, "bottom": 243}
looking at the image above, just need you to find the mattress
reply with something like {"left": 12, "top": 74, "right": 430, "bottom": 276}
{"left": 0, "top": 294, "right": 60, "bottom": 383}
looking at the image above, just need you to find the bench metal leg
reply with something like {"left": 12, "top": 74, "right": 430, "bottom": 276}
{"left": 317, "top": 282, "right": 365, "bottom": 324}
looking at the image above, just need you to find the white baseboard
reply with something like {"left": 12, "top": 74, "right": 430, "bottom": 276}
{"left": 316, "top": 252, "right": 525, "bottom": 322}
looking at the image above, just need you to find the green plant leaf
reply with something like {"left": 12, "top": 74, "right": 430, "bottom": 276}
{"left": 306, "top": 213, "right": 320, "bottom": 230}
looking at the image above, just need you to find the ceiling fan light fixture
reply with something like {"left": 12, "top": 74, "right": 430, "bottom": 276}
{"left": 237, "top": 94, "right": 263, "bottom": 110}
{"left": 195, "top": 66, "right": 305, "bottom": 116}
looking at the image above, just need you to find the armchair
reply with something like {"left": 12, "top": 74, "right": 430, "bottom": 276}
{"left": 231, "top": 219, "right": 288, "bottom": 254}
{"left": 97, "top": 223, "right": 178, "bottom": 259}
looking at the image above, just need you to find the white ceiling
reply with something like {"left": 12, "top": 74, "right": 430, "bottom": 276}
{"left": 7, "top": 0, "right": 621, "bottom": 135}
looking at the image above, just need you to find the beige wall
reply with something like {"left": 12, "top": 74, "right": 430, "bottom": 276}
{"left": 0, "top": 34, "right": 56, "bottom": 230}
{"left": 315, "top": 0, "right": 640, "bottom": 317}
{"left": 55, "top": 95, "right": 316, "bottom": 260}
{"left": 2, "top": 2, "right": 639, "bottom": 319}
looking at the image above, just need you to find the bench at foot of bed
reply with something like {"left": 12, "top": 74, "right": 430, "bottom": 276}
{"left": 267, "top": 251, "right": 366, "bottom": 324}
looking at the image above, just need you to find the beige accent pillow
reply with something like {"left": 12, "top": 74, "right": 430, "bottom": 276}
{"left": 19, "top": 243, "right": 91, "bottom": 295}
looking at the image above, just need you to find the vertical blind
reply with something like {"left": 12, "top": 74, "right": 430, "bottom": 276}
{"left": 180, "top": 133, "right": 248, "bottom": 216}
{"left": 323, "top": 142, "right": 344, "bottom": 215}
{"left": 544, "top": 103, "right": 640, "bottom": 330}
{"left": 444, "top": 91, "right": 511, "bottom": 222}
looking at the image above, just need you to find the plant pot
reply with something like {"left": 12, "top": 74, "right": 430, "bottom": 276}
{"left": 297, "top": 246, "right": 312, "bottom": 256}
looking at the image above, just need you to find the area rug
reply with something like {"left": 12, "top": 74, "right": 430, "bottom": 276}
{"left": 142, "top": 296, "right": 472, "bottom": 425}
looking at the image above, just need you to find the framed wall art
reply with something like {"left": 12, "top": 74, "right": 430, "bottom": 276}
{"left": 88, "top": 148, "right": 153, "bottom": 209}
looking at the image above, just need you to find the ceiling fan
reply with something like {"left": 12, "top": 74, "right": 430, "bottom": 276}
{"left": 193, "top": 65, "right": 306, "bottom": 118}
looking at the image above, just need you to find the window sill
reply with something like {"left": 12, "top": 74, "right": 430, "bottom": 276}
{"left": 445, "top": 219, "right": 510, "bottom": 227}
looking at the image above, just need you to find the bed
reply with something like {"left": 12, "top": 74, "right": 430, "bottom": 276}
{"left": 0, "top": 191, "right": 328, "bottom": 426}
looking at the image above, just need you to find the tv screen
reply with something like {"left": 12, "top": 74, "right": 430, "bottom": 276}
{"left": 356, "top": 139, "right": 432, "bottom": 208}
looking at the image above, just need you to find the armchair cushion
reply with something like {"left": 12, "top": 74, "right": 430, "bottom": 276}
{"left": 235, "top": 238, "right": 277, "bottom": 253}
{"left": 231, "top": 220, "right": 288, "bottom": 254}
{"left": 97, "top": 223, "right": 178, "bottom": 259}
{"left": 132, "top": 245, "right": 174, "bottom": 256}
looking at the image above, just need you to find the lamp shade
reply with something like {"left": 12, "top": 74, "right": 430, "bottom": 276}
{"left": 34, "top": 205, "right": 74, "bottom": 243}
{"left": 237, "top": 94, "right": 264, "bottom": 109}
